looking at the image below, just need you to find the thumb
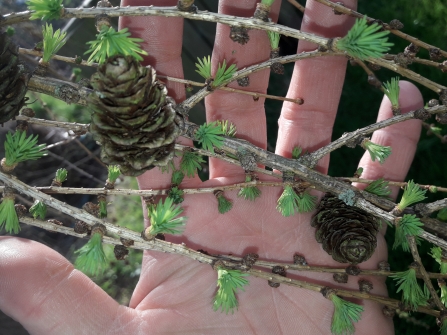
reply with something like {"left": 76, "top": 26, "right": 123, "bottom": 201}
{"left": 0, "top": 237, "right": 136, "bottom": 335}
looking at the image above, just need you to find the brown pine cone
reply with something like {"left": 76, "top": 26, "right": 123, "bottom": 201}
{"left": 88, "top": 55, "right": 183, "bottom": 176}
{"left": 311, "top": 194, "right": 380, "bottom": 265}
{"left": 0, "top": 29, "right": 28, "bottom": 124}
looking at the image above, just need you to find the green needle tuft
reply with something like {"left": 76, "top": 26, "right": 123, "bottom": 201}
{"left": 267, "top": 31, "right": 280, "bottom": 49}
{"left": 98, "top": 199, "right": 107, "bottom": 218}
{"left": 277, "top": 185, "right": 316, "bottom": 217}
{"left": 441, "top": 318, "right": 447, "bottom": 335}
{"left": 382, "top": 77, "right": 400, "bottom": 109}
{"left": 147, "top": 197, "right": 187, "bottom": 236}
{"left": 398, "top": 180, "right": 427, "bottom": 211}
{"left": 171, "top": 170, "right": 185, "bottom": 186}
{"left": 0, "top": 197, "right": 19, "bottom": 234}
{"left": 298, "top": 192, "right": 317, "bottom": 213}
{"left": 55, "top": 168, "right": 68, "bottom": 184}
{"left": 391, "top": 267, "right": 428, "bottom": 310}
{"left": 42, "top": 23, "right": 67, "bottom": 63}
{"left": 330, "top": 294, "right": 363, "bottom": 335}
{"left": 213, "top": 59, "right": 237, "bottom": 87}
{"left": 74, "top": 230, "right": 107, "bottom": 276}
{"left": 439, "top": 281, "right": 447, "bottom": 307}
{"left": 168, "top": 186, "right": 184, "bottom": 204}
{"left": 107, "top": 165, "right": 121, "bottom": 183}
{"left": 29, "top": 200, "right": 47, "bottom": 220}
{"left": 216, "top": 192, "right": 233, "bottom": 214}
{"left": 364, "top": 178, "right": 391, "bottom": 198}
{"left": 430, "top": 246, "right": 447, "bottom": 274}
{"left": 85, "top": 26, "right": 148, "bottom": 64}
{"left": 195, "top": 122, "right": 225, "bottom": 153}
{"left": 4, "top": 131, "right": 47, "bottom": 170}
{"left": 362, "top": 140, "right": 391, "bottom": 164}
{"left": 195, "top": 56, "right": 212, "bottom": 80}
{"left": 26, "top": 0, "right": 63, "bottom": 21}
{"left": 393, "top": 214, "right": 424, "bottom": 252}
{"left": 335, "top": 17, "right": 393, "bottom": 60}
{"left": 217, "top": 120, "right": 237, "bottom": 137}
{"left": 195, "top": 57, "right": 236, "bottom": 87}
{"left": 238, "top": 174, "right": 261, "bottom": 201}
{"left": 213, "top": 267, "right": 249, "bottom": 314}
{"left": 180, "top": 151, "right": 205, "bottom": 178}
{"left": 292, "top": 146, "right": 302, "bottom": 159}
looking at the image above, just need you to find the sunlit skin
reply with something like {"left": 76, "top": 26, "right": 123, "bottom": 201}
{"left": 0, "top": 0, "right": 423, "bottom": 334}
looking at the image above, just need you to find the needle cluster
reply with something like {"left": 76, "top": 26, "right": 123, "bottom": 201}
{"left": 276, "top": 185, "right": 316, "bottom": 217}
{"left": 397, "top": 180, "right": 427, "bottom": 211}
{"left": 195, "top": 122, "right": 225, "bottom": 153}
{"left": 238, "top": 174, "right": 261, "bottom": 201}
{"left": 335, "top": 17, "right": 393, "bottom": 60}
{"left": 4, "top": 131, "right": 47, "bottom": 168}
{"left": 364, "top": 178, "right": 391, "bottom": 198}
{"left": 390, "top": 267, "right": 428, "bottom": 310}
{"left": 213, "top": 267, "right": 249, "bottom": 314}
{"left": 26, "top": 0, "right": 63, "bottom": 21}
{"left": 180, "top": 151, "right": 205, "bottom": 178}
{"left": 329, "top": 294, "right": 364, "bottom": 335}
{"left": 29, "top": 200, "right": 47, "bottom": 220}
{"left": 393, "top": 214, "right": 424, "bottom": 252}
{"left": 42, "top": 23, "right": 67, "bottom": 63}
{"left": 0, "top": 196, "right": 19, "bottom": 234}
{"left": 85, "top": 26, "right": 148, "bottom": 64}
{"left": 74, "top": 231, "right": 108, "bottom": 276}
{"left": 147, "top": 197, "right": 187, "bottom": 236}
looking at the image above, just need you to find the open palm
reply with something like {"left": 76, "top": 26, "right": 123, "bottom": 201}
{"left": 0, "top": 0, "right": 424, "bottom": 334}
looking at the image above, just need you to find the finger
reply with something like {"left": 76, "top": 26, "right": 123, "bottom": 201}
{"left": 205, "top": 0, "right": 282, "bottom": 179}
{"left": 119, "top": 0, "right": 201, "bottom": 190}
{"left": 0, "top": 237, "right": 139, "bottom": 334}
{"left": 276, "top": 0, "right": 357, "bottom": 174}
{"left": 355, "top": 81, "right": 423, "bottom": 200}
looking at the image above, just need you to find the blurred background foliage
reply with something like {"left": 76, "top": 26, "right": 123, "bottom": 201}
{"left": 1, "top": 0, "right": 447, "bottom": 334}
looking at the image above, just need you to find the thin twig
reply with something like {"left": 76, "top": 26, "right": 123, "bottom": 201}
{"left": 74, "top": 138, "right": 106, "bottom": 168}
{"left": 0, "top": 180, "right": 308, "bottom": 196}
{"left": 407, "top": 235, "right": 445, "bottom": 311}
{"left": 338, "top": 177, "right": 447, "bottom": 193}
{"left": 15, "top": 116, "right": 90, "bottom": 133}
{"left": 224, "top": 256, "right": 447, "bottom": 280}
{"left": 133, "top": 75, "right": 304, "bottom": 105}
{"left": 422, "top": 122, "right": 447, "bottom": 144}
{"left": 2, "top": 7, "right": 331, "bottom": 47}
{"left": 353, "top": 59, "right": 382, "bottom": 87}
{"left": 416, "top": 198, "right": 447, "bottom": 217}
{"left": 45, "top": 151, "right": 104, "bottom": 185}
{"left": 306, "top": 105, "right": 447, "bottom": 167}
{"left": 19, "top": 48, "right": 97, "bottom": 68}
{"left": 43, "top": 137, "right": 76, "bottom": 150}
{"left": 287, "top": 0, "right": 305, "bottom": 13}
{"left": 179, "top": 50, "right": 330, "bottom": 110}
{"left": 247, "top": 268, "right": 440, "bottom": 317}
{"left": 314, "top": 0, "right": 447, "bottom": 58}
{"left": 174, "top": 144, "right": 281, "bottom": 179}
{"left": 384, "top": 54, "right": 446, "bottom": 71}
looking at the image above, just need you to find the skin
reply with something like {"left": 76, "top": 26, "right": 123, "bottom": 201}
{"left": 0, "top": 0, "right": 424, "bottom": 334}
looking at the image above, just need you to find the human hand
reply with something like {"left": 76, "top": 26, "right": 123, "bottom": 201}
{"left": 0, "top": 0, "right": 424, "bottom": 334}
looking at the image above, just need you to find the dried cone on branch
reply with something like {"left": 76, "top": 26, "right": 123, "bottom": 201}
{"left": 311, "top": 194, "right": 380, "bottom": 265}
{"left": 0, "top": 29, "right": 28, "bottom": 124}
{"left": 88, "top": 55, "right": 183, "bottom": 176}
